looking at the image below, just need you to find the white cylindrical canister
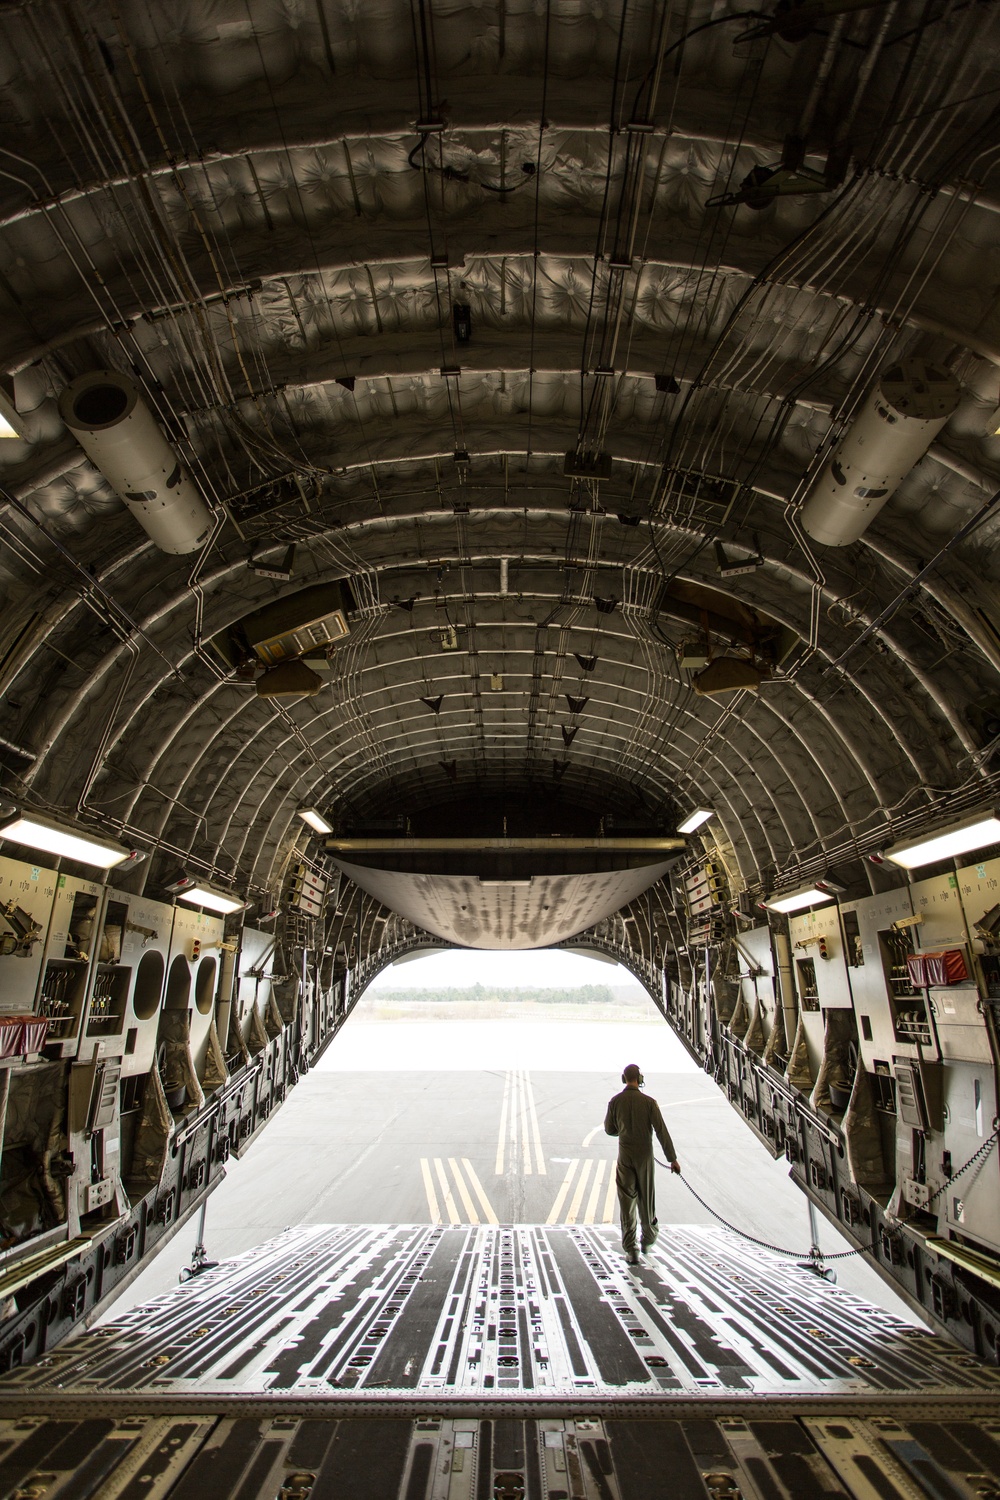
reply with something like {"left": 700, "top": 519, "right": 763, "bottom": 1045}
{"left": 59, "top": 371, "right": 213, "bottom": 555}
{"left": 799, "top": 360, "right": 960, "bottom": 547}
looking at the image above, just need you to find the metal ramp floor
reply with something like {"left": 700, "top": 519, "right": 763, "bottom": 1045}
{"left": 0, "top": 1224, "right": 999, "bottom": 1497}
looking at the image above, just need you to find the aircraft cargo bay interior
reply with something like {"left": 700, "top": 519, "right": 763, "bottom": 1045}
{"left": 1, "top": 0, "right": 1000, "bottom": 1493}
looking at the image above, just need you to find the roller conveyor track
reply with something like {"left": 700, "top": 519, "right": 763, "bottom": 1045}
{"left": 1, "top": 1225, "right": 999, "bottom": 1498}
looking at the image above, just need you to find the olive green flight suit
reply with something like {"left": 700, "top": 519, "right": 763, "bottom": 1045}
{"left": 604, "top": 1086, "right": 677, "bottom": 1253}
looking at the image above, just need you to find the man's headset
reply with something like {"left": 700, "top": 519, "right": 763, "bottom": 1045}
{"left": 622, "top": 1067, "right": 644, "bottom": 1086}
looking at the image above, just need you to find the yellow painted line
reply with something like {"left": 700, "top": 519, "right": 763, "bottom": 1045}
{"left": 582, "top": 1125, "right": 602, "bottom": 1148}
{"left": 602, "top": 1168, "right": 618, "bottom": 1223}
{"left": 508, "top": 1070, "right": 520, "bottom": 1172}
{"left": 449, "top": 1157, "right": 479, "bottom": 1224}
{"left": 525, "top": 1070, "right": 546, "bottom": 1175}
{"left": 508, "top": 1069, "right": 519, "bottom": 1172}
{"left": 565, "top": 1159, "right": 593, "bottom": 1225}
{"left": 519, "top": 1069, "right": 533, "bottom": 1175}
{"left": 584, "top": 1159, "right": 606, "bottom": 1224}
{"left": 462, "top": 1158, "right": 499, "bottom": 1225}
{"left": 495, "top": 1070, "right": 510, "bottom": 1175}
{"left": 546, "top": 1160, "right": 579, "bottom": 1225}
{"left": 420, "top": 1158, "right": 441, "bottom": 1224}
{"left": 434, "top": 1157, "right": 460, "bottom": 1224}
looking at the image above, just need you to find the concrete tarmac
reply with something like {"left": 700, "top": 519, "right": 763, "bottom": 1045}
{"left": 103, "top": 1017, "right": 920, "bottom": 1324}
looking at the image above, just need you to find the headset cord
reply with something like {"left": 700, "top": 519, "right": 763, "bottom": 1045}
{"left": 654, "top": 1126, "right": 1000, "bottom": 1263}
{"left": 657, "top": 1162, "right": 871, "bottom": 1260}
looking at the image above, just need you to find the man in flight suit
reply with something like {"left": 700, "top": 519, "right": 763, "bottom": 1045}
{"left": 604, "top": 1063, "right": 681, "bottom": 1265}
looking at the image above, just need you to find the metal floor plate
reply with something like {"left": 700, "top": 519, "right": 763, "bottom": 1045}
{"left": 0, "top": 1226, "right": 999, "bottom": 1498}
{"left": 0, "top": 1409, "right": 998, "bottom": 1500}
{"left": 8, "top": 1224, "right": 996, "bottom": 1399}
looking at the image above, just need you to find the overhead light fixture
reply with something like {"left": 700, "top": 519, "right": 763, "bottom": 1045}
{"left": 298, "top": 808, "right": 333, "bottom": 835}
{"left": 0, "top": 811, "right": 130, "bottom": 869}
{"left": 176, "top": 883, "right": 247, "bottom": 915}
{"left": 677, "top": 808, "right": 714, "bottom": 835}
{"left": 693, "top": 657, "right": 768, "bottom": 696}
{"left": 884, "top": 809, "right": 1000, "bottom": 870}
{"left": 255, "top": 660, "right": 324, "bottom": 697}
{"left": 0, "top": 377, "right": 26, "bottom": 440}
{"left": 764, "top": 885, "right": 836, "bottom": 915}
{"left": 678, "top": 639, "right": 710, "bottom": 670}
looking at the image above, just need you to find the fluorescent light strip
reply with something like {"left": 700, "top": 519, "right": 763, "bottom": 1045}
{"left": 765, "top": 886, "right": 835, "bottom": 914}
{"left": 885, "top": 810, "right": 1000, "bottom": 870}
{"left": 0, "top": 813, "right": 129, "bottom": 870}
{"left": 677, "top": 808, "right": 714, "bottom": 834}
{"left": 297, "top": 808, "right": 333, "bottom": 835}
{"left": 0, "top": 386, "right": 25, "bottom": 441}
{"left": 177, "top": 885, "right": 246, "bottom": 915}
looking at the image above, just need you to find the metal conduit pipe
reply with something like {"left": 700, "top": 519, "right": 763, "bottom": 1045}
{"left": 76, "top": 640, "right": 141, "bottom": 815}
{"left": 797, "top": 14, "right": 848, "bottom": 147}
{"left": 1, "top": 217, "right": 995, "bottom": 432}
{"left": 29, "top": 585, "right": 941, "bottom": 876}
{"left": 322, "top": 712, "right": 789, "bottom": 856}
{"left": 684, "top": 743, "right": 786, "bottom": 872}
{"left": 257, "top": 744, "right": 758, "bottom": 894}
{"left": 250, "top": 687, "right": 839, "bottom": 876}
{"left": 834, "top": 487, "right": 1000, "bottom": 671}
{"left": 771, "top": 771, "right": 1000, "bottom": 892}
{"left": 254, "top": 803, "right": 328, "bottom": 895}
{"left": 786, "top": 676, "right": 890, "bottom": 812}
{"left": 0, "top": 111, "right": 803, "bottom": 234}
{"left": 124, "top": 681, "right": 227, "bottom": 831}
{"left": 4, "top": 505, "right": 962, "bottom": 776}
{"left": 39, "top": 621, "right": 319, "bottom": 846}
{"left": 780, "top": 696, "right": 889, "bottom": 893}
{"left": 17, "top": 558, "right": 977, "bottom": 882}
{"left": 791, "top": 657, "right": 948, "bottom": 787}
{"left": 706, "top": 719, "right": 826, "bottom": 855}
{"left": 753, "top": 698, "right": 856, "bottom": 838}
{"left": 181, "top": 687, "right": 681, "bottom": 834}
{"left": 285, "top": 512, "right": 968, "bottom": 661}
{"left": 676, "top": 609, "right": 960, "bottom": 793}
{"left": 834, "top": 618, "right": 981, "bottom": 763}
{"left": 11, "top": 402, "right": 981, "bottom": 600}
{"left": 21, "top": 606, "right": 947, "bottom": 810}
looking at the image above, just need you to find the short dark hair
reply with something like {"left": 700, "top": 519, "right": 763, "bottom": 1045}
{"left": 623, "top": 1063, "right": 641, "bottom": 1083}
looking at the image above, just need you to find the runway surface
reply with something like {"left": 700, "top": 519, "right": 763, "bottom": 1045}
{"left": 104, "top": 1018, "right": 919, "bottom": 1323}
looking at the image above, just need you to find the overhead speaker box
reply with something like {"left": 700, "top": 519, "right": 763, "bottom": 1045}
{"left": 213, "top": 581, "right": 358, "bottom": 672}
{"left": 256, "top": 660, "right": 323, "bottom": 697}
{"left": 245, "top": 582, "right": 354, "bottom": 665}
{"left": 692, "top": 658, "right": 768, "bottom": 696}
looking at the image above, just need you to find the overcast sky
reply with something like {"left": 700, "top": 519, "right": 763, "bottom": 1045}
{"left": 367, "top": 949, "right": 640, "bottom": 990}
